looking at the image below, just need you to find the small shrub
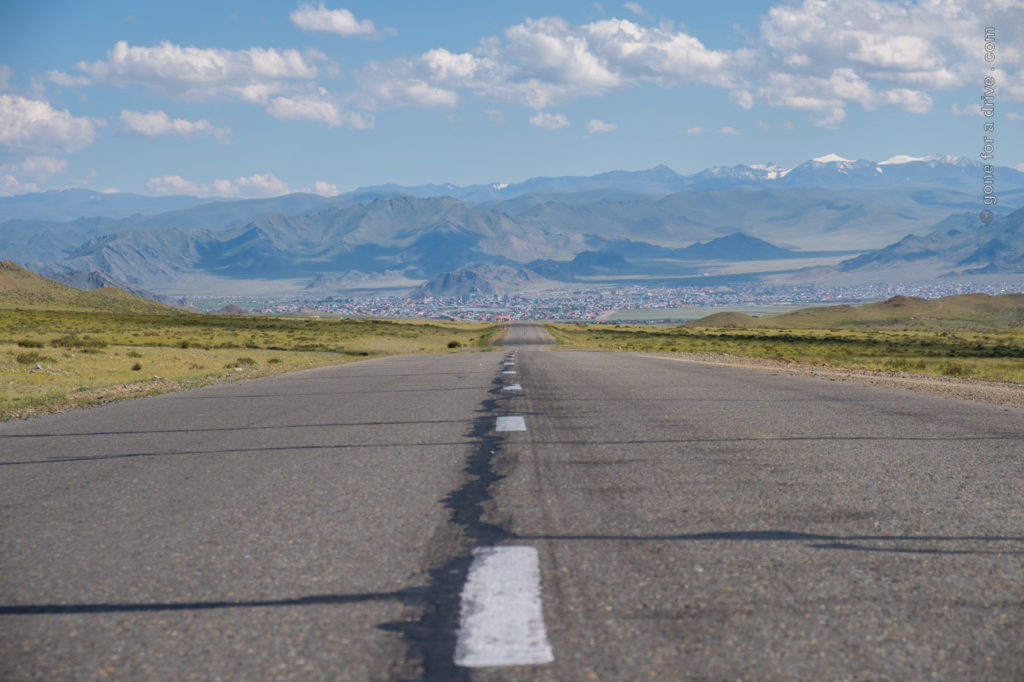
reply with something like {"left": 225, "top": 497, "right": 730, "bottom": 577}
{"left": 267, "top": 357, "right": 283, "bottom": 364}
{"left": 942, "top": 363, "right": 969, "bottom": 377}
{"left": 178, "top": 340, "right": 191, "bottom": 349}
{"left": 235, "top": 356, "right": 257, "bottom": 366}
{"left": 16, "top": 339, "right": 44, "bottom": 348}
{"left": 447, "top": 340, "right": 462, "bottom": 349}
{"left": 51, "top": 334, "right": 108, "bottom": 349}
{"left": 131, "top": 362, "right": 143, "bottom": 371}
{"left": 126, "top": 350, "right": 143, "bottom": 358}
{"left": 15, "top": 351, "right": 51, "bottom": 365}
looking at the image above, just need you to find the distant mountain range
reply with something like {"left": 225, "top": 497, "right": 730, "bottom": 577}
{"left": 3, "top": 154, "right": 1024, "bottom": 297}
{"left": 822, "top": 205, "right": 1024, "bottom": 281}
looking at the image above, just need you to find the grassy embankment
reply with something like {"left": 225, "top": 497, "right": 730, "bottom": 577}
{"left": 0, "top": 262, "right": 499, "bottom": 420}
{"left": 548, "top": 294, "right": 1024, "bottom": 383}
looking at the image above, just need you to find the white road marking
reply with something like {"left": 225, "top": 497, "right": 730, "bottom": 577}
{"left": 502, "top": 370, "right": 516, "bottom": 375}
{"left": 454, "top": 546, "right": 554, "bottom": 668}
{"left": 502, "top": 384, "right": 522, "bottom": 391}
{"left": 495, "top": 416, "right": 526, "bottom": 431}
{"left": 504, "top": 362, "right": 515, "bottom": 366}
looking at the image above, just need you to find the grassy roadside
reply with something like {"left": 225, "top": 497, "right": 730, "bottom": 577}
{"left": 545, "top": 323, "right": 1024, "bottom": 384}
{"left": 0, "top": 309, "right": 499, "bottom": 421}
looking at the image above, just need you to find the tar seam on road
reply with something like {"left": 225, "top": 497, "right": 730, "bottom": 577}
{"left": 384, "top": 365, "right": 522, "bottom": 680}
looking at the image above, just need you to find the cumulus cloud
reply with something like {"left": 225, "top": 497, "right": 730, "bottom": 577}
{"left": 0, "top": 65, "right": 12, "bottom": 92}
{"left": 4, "top": 156, "right": 69, "bottom": 177}
{"left": 290, "top": 4, "right": 384, "bottom": 38}
{"left": 47, "top": 41, "right": 380, "bottom": 127}
{"left": 0, "top": 94, "right": 101, "bottom": 154}
{"left": 266, "top": 96, "right": 342, "bottom": 124}
{"left": 358, "top": 16, "right": 744, "bottom": 112}
{"left": 530, "top": 111, "right": 570, "bottom": 130}
{"left": 50, "top": 40, "right": 326, "bottom": 102}
{"left": 751, "top": 0, "right": 1024, "bottom": 121}
{"left": 120, "top": 109, "right": 230, "bottom": 141}
{"left": 213, "top": 173, "right": 291, "bottom": 197}
{"left": 0, "top": 174, "right": 39, "bottom": 196}
{"left": 147, "top": 172, "right": 293, "bottom": 197}
{"left": 351, "top": 2, "right": 1014, "bottom": 125}
{"left": 585, "top": 118, "right": 616, "bottom": 133}
{"left": 146, "top": 175, "right": 206, "bottom": 195}
{"left": 0, "top": 156, "right": 69, "bottom": 196}
{"left": 311, "top": 180, "right": 339, "bottom": 196}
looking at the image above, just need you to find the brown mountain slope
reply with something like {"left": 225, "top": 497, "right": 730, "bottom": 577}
{"left": 0, "top": 261, "right": 181, "bottom": 314}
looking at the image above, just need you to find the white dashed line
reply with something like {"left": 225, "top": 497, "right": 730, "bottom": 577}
{"left": 454, "top": 546, "right": 554, "bottom": 668}
{"left": 502, "top": 370, "right": 516, "bottom": 375}
{"left": 495, "top": 416, "right": 526, "bottom": 431}
{"left": 502, "top": 384, "right": 522, "bottom": 391}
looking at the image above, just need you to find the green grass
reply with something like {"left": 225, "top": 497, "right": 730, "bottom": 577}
{"left": 0, "top": 308, "right": 499, "bottom": 420}
{"left": 546, "top": 323, "right": 1024, "bottom": 384}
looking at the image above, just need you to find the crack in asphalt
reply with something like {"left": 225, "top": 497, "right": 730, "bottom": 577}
{"left": 382, "top": 365, "right": 516, "bottom": 681}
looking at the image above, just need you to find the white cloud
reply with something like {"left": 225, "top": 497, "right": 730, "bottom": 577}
{"left": 623, "top": 2, "right": 646, "bottom": 17}
{"left": 530, "top": 111, "right": 570, "bottom": 130}
{"left": 52, "top": 40, "right": 326, "bottom": 102}
{"left": 357, "top": 64, "right": 460, "bottom": 109}
{"left": 1015, "top": 163, "right": 1024, "bottom": 172}
{"left": 3, "top": 156, "right": 69, "bottom": 177}
{"left": 146, "top": 175, "right": 206, "bottom": 195}
{"left": 311, "top": 180, "right": 339, "bottom": 196}
{"left": 951, "top": 102, "right": 985, "bottom": 117}
{"left": 290, "top": 4, "right": 383, "bottom": 38}
{"left": 359, "top": 16, "right": 744, "bottom": 112}
{"left": 0, "top": 156, "right": 69, "bottom": 196}
{"left": 585, "top": 118, "right": 616, "bottom": 133}
{"left": 266, "top": 96, "right": 342, "bottom": 125}
{"left": 1008, "top": 112, "right": 1024, "bottom": 121}
{"left": 687, "top": 125, "right": 743, "bottom": 136}
{"left": 0, "top": 65, "right": 12, "bottom": 92}
{"left": 0, "top": 94, "right": 101, "bottom": 154}
{"left": 0, "top": 174, "right": 40, "bottom": 196}
{"left": 146, "top": 172, "right": 292, "bottom": 197}
{"left": 120, "top": 109, "right": 230, "bottom": 141}
{"left": 213, "top": 173, "right": 291, "bottom": 197}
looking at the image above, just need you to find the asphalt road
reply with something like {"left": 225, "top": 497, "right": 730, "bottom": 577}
{"left": 2, "top": 322, "right": 1022, "bottom": 680}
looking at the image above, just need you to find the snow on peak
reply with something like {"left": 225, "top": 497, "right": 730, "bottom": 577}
{"left": 811, "top": 153, "right": 855, "bottom": 164}
{"left": 492, "top": 182, "right": 509, "bottom": 190}
{"left": 749, "top": 163, "right": 792, "bottom": 179}
{"left": 878, "top": 154, "right": 968, "bottom": 166}
{"left": 878, "top": 154, "right": 928, "bottom": 165}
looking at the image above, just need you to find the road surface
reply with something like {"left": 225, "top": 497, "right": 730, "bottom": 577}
{"left": 2, "top": 322, "right": 1022, "bottom": 680}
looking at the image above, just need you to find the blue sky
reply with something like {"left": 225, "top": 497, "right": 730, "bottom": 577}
{"left": 1, "top": 0, "right": 1022, "bottom": 197}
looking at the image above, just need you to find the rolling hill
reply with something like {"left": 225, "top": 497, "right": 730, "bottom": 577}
{"left": 0, "top": 261, "right": 182, "bottom": 314}
{"left": 685, "top": 293, "right": 1024, "bottom": 330}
